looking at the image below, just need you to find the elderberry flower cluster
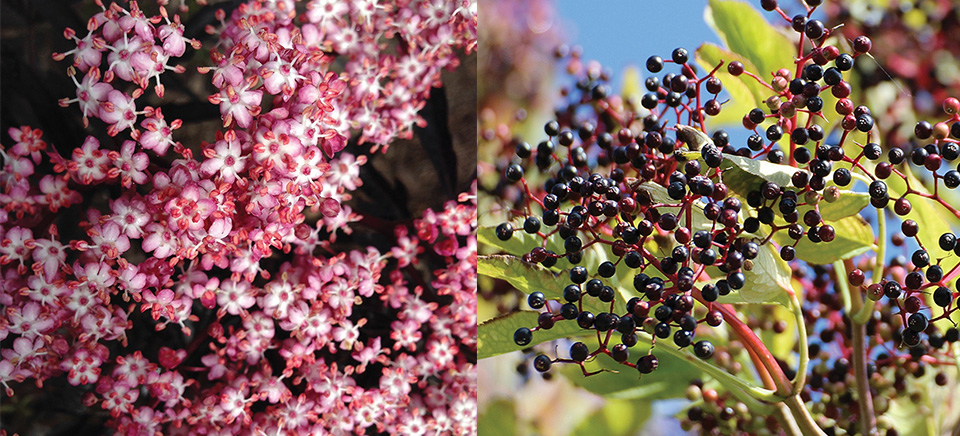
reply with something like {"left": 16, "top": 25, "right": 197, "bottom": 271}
{"left": 1, "top": 0, "right": 477, "bottom": 434}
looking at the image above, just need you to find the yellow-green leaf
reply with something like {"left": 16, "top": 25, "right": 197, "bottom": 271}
{"left": 477, "top": 311, "right": 593, "bottom": 359}
{"left": 773, "top": 214, "right": 875, "bottom": 265}
{"left": 705, "top": 0, "right": 795, "bottom": 81}
{"left": 478, "top": 254, "right": 567, "bottom": 299}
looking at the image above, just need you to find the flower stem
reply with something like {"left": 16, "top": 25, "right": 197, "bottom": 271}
{"left": 789, "top": 292, "right": 809, "bottom": 392}
{"left": 784, "top": 394, "right": 827, "bottom": 436}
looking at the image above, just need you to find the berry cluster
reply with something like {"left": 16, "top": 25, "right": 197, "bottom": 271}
{"left": 480, "top": 0, "right": 960, "bottom": 434}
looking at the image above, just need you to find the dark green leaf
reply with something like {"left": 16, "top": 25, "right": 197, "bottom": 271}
{"left": 478, "top": 311, "right": 595, "bottom": 359}
{"left": 478, "top": 255, "right": 567, "bottom": 299}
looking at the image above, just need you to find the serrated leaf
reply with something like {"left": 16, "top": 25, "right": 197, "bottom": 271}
{"left": 477, "top": 311, "right": 594, "bottom": 359}
{"left": 695, "top": 43, "right": 768, "bottom": 126}
{"left": 478, "top": 255, "right": 567, "bottom": 299}
{"left": 773, "top": 214, "right": 875, "bottom": 265}
{"left": 478, "top": 224, "right": 564, "bottom": 258}
{"left": 705, "top": 0, "right": 795, "bottom": 81}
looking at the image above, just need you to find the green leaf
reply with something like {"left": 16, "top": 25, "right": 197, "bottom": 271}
{"left": 565, "top": 352, "right": 702, "bottom": 401}
{"left": 817, "top": 191, "right": 870, "bottom": 222}
{"left": 571, "top": 398, "right": 652, "bottom": 436}
{"left": 773, "top": 214, "right": 875, "bottom": 264}
{"left": 477, "top": 311, "right": 596, "bottom": 359}
{"left": 737, "top": 238, "right": 792, "bottom": 305}
{"left": 705, "top": 0, "right": 795, "bottom": 80}
{"left": 478, "top": 224, "right": 564, "bottom": 258}
{"left": 720, "top": 152, "right": 800, "bottom": 197}
{"left": 478, "top": 255, "right": 567, "bottom": 299}
{"left": 479, "top": 399, "right": 516, "bottom": 436}
{"left": 695, "top": 43, "right": 768, "bottom": 125}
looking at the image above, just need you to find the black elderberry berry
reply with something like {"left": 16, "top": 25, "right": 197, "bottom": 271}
{"left": 611, "top": 343, "right": 630, "bottom": 362}
{"left": 538, "top": 312, "right": 555, "bottom": 329}
{"left": 934, "top": 286, "right": 953, "bottom": 307}
{"left": 570, "top": 342, "right": 589, "bottom": 361}
{"left": 496, "top": 223, "right": 514, "bottom": 241}
{"left": 654, "top": 322, "right": 671, "bottom": 339}
{"left": 805, "top": 19, "right": 825, "bottom": 40}
{"left": 674, "top": 330, "right": 694, "bottom": 347}
{"left": 637, "top": 354, "right": 659, "bottom": 374}
{"left": 766, "top": 125, "right": 784, "bottom": 141}
{"left": 806, "top": 96, "right": 824, "bottom": 112}
{"left": 599, "top": 286, "right": 615, "bottom": 303}
{"left": 561, "top": 303, "right": 579, "bottom": 319}
{"left": 577, "top": 311, "right": 595, "bottom": 329}
{"left": 912, "top": 249, "right": 930, "bottom": 268}
{"left": 804, "top": 64, "right": 823, "bottom": 81}
{"left": 514, "top": 327, "right": 533, "bottom": 346}
{"left": 944, "top": 170, "right": 960, "bottom": 189}
{"left": 598, "top": 261, "right": 617, "bottom": 278}
{"left": 534, "top": 354, "right": 552, "bottom": 372}
{"left": 646, "top": 55, "right": 664, "bottom": 73}
{"left": 528, "top": 292, "right": 546, "bottom": 309}
{"left": 907, "top": 312, "right": 928, "bottom": 332}
{"left": 694, "top": 341, "right": 715, "bottom": 359}
{"left": 835, "top": 53, "right": 854, "bottom": 71}
{"left": 672, "top": 47, "right": 689, "bottom": 64}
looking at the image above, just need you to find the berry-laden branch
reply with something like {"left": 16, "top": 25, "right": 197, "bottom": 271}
{"left": 480, "top": 0, "right": 960, "bottom": 434}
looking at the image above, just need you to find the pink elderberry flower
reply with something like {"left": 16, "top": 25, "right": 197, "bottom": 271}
{"left": 158, "top": 21, "right": 189, "bottom": 58}
{"left": 23, "top": 273, "right": 69, "bottom": 307}
{"left": 115, "top": 263, "right": 146, "bottom": 302}
{"left": 2, "top": 337, "right": 44, "bottom": 370}
{"left": 390, "top": 318, "right": 422, "bottom": 351}
{"left": 139, "top": 108, "right": 181, "bottom": 156}
{"left": 164, "top": 182, "right": 216, "bottom": 232}
{"left": 378, "top": 367, "right": 414, "bottom": 400}
{"left": 88, "top": 221, "right": 130, "bottom": 259}
{"left": 200, "top": 353, "right": 228, "bottom": 380}
{"left": 7, "top": 125, "right": 47, "bottom": 164}
{"left": 433, "top": 236, "right": 459, "bottom": 257}
{"left": 217, "top": 278, "right": 257, "bottom": 317}
{"left": 332, "top": 318, "right": 366, "bottom": 351}
{"left": 260, "top": 59, "right": 304, "bottom": 99}
{"left": 98, "top": 89, "right": 138, "bottom": 136}
{"left": 38, "top": 175, "right": 82, "bottom": 212}
{"left": 59, "top": 68, "right": 114, "bottom": 127}
{"left": 306, "top": 0, "right": 349, "bottom": 26}
{"left": 351, "top": 337, "right": 385, "bottom": 373}
{"left": 260, "top": 277, "right": 300, "bottom": 319}
{"left": 0, "top": 226, "right": 35, "bottom": 272}
{"left": 201, "top": 132, "right": 248, "bottom": 184}
{"left": 400, "top": 288, "right": 439, "bottom": 324}
{"left": 0, "top": 359, "right": 24, "bottom": 396}
{"left": 209, "top": 74, "right": 263, "bottom": 129}
{"left": 60, "top": 348, "right": 101, "bottom": 386}
{"left": 6, "top": 302, "right": 56, "bottom": 338}
{"left": 71, "top": 136, "right": 111, "bottom": 184}
{"left": 157, "top": 346, "right": 187, "bottom": 370}
{"left": 108, "top": 195, "right": 150, "bottom": 239}
{"left": 219, "top": 385, "right": 255, "bottom": 425}
{"left": 324, "top": 153, "right": 366, "bottom": 192}
{"left": 0, "top": 151, "right": 35, "bottom": 182}
{"left": 98, "top": 377, "right": 140, "bottom": 418}
{"left": 52, "top": 27, "right": 104, "bottom": 72}
{"left": 108, "top": 140, "right": 149, "bottom": 187}
{"left": 390, "top": 227, "right": 421, "bottom": 268}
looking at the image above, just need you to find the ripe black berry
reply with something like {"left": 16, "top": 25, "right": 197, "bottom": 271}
{"left": 528, "top": 292, "right": 546, "bottom": 309}
{"left": 637, "top": 354, "right": 659, "bottom": 374}
{"left": 805, "top": 20, "right": 825, "bottom": 40}
{"left": 496, "top": 223, "right": 514, "bottom": 241}
{"left": 514, "top": 327, "right": 533, "bottom": 346}
{"left": 561, "top": 303, "right": 579, "bottom": 319}
{"left": 835, "top": 53, "right": 854, "bottom": 71}
{"left": 570, "top": 342, "right": 589, "bottom": 362}
{"left": 694, "top": 341, "right": 715, "bottom": 359}
{"left": 534, "top": 354, "right": 552, "bottom": 372}
{"left": 544, "top": 120, "right": 560, "bottom": 136}
{"left": 646, "top": 55, "right": 664, "bottom": 73}
{"left": 672, "top": 47, "right": 689, "bottom": 64}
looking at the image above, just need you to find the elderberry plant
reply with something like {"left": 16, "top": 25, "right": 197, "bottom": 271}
{"left": 479, "top": 1, "right": 960, "bottom": 435}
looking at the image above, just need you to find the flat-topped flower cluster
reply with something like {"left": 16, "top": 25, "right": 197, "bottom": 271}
{"left": 0, "top": 0, "right": 477, "bottom": 434}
